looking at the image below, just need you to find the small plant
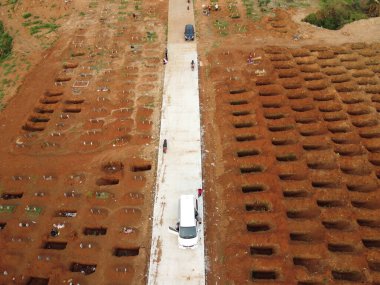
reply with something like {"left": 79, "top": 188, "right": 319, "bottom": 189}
{"left": 146, "top": 31, "right": 157, "bottom": 42}
{"left": 79, "top": 12, "right": 85, "bottom": 16}
{"left": 22, "top": 12, "right": 32, "bottom": 19}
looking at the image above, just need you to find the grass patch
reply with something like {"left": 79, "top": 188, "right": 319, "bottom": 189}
{"left": 146, "top": 31, "right": 157, "bottom": 42}
{"left": 227, "top": 0, "right": 241, "bottom": 18}
{"left": 25, "top": 205, "right": 43, "bottom": 216}
{"left": 22, "top": 12, "right": 32, "bottom": 19}
{"left": 0, "top": 21, "right": 13, "bottom": 61}
{"left": 30, "top": 22, "right": 59, "bottom": 35}
{"left": 214, "top": 19, "right": 229, "bottom": 36}
{"left": 0, "top": 204, "right": 16, "bottom": 213}
{"left": 303, "top": 0, "right": 375, "bottom": 30}
{"left": 233, "top": 23, "right": 247, "bottom": 33}
{"left": 22, "top": 16, "right": 59, "bottom": 36}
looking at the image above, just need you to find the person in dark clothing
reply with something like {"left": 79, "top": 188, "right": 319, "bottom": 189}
{"left": 163, "top": 139, "right": 168, "bottom": 153}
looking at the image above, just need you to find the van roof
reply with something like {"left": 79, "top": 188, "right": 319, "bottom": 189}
{"left": 180, "top": 195, "right": 196, "bottom": 227}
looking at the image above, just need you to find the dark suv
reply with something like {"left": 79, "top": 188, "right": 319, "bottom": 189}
{"left": 184, "top": 24, "right": 195, "bottom": 41}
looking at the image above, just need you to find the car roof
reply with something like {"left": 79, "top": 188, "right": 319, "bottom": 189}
{"left": 180, "top": 195, "right": 196, "bottom": 227}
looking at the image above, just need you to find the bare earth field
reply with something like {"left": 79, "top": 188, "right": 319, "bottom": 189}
{"left": 196, "top": 1, "right": 380, "bottom": 284}
{"left": 0, "top": 0, "right": 167, "bottom": 284}
{"left": 1, "top": 0, "right": 380, "bottom": 284}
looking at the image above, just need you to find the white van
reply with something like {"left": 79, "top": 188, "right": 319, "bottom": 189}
{"left": 169, "top": 195, "right": 200, "bottom": 249}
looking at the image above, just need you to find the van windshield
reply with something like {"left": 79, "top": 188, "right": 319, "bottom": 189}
{"left": 179, "top": 226, "right": 196, "bottom": 239}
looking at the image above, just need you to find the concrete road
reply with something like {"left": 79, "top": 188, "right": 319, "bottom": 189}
{"left": 147, "top": 0, "right": 205, "bottom": 284}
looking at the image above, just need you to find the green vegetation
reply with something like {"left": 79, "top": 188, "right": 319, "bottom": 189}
{"left": 0, "top": 204, "right": 16, "bottom": 213}
{"left": 146, "top": 31, "right": 157, "bottom": 42}
{"left": 214, "top": 19, "right": 229, "bottom": 36}
{"left": 30, "top": 23, "right": 59, "bottom": 35}
{"left": 22, "top": 12, "right": 32, "bottom": 19}
{"left": 227, "top": 0, "right": 240, "bottom": 18}
{"left": 22, "top": 14, "right": 60, "bottom": 36}
{"left": 233, "top": 23, "right": 247, "bottom": 33}
{"left": 304, "top": 0, "right": 380, "bottom": 30}
{"left": 259, "top": 0, "right": 271, "bottom": 6}
{"left": 0, "top": 21, "right": 13, "bottom": 61}
{"left": 25, "top": 205, "right": 43, "bottom": 216}
{"left": 242, "top": 0, "right": 256, "bottom": 19}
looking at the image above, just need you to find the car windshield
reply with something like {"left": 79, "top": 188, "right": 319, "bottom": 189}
{"left": 179, "top": 226, "right": 196, "bottom": 239}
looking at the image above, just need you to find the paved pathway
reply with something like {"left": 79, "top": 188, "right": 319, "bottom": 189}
{"left": 147, "top": 0, "right": 205, "bottom": 284}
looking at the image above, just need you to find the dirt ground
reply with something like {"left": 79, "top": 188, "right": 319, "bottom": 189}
{"left": 0, "top": 0, "right": 167, "bottom": 284}
{"left": 195, "top": 1, "right": 380, "bottom": 284}
{"left": 2, "top": 0, "right": 380, "bottom": 284}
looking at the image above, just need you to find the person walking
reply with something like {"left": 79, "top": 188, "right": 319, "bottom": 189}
{"left": 163, "top": 139, "right": 168, "bottom": 153}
